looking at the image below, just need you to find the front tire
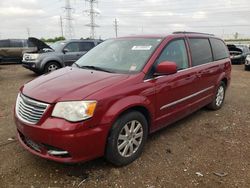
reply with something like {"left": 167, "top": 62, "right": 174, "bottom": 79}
{"left": 44, "top": 61, "right": 60, "bottom": 73}
{"left": 207, "top": 82, "right": 226, "bottom": 110}
{"left": 105, "top": 111, "right": 148, "bottom": 166}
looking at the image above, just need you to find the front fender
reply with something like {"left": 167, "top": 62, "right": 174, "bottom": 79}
{"left": 100, "top": 95, "right": 155, "bottom": 126}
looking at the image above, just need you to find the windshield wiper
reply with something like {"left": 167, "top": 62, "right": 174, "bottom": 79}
{"left": 80, "top": 65, "right": 113, "bottom": 73}
{"left": 73, "top": 63, "right": 81, "bottom": 68}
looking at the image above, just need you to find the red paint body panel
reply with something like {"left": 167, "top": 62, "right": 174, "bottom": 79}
{"left": 14, "top": 33, "right": 231, "bottom": 163}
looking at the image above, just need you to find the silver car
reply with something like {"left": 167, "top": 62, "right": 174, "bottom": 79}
{"left": 22, "top": 38, "right": 102, "bottom": 74}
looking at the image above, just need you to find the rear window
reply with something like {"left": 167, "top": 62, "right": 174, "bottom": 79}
{"left": 79, "top": 42, "right": 95, "bottom": 51}
{"left": 210, "top": 38, "right": 229, "bottom": 60}
{"left": 0, "top": 40, "right": 10, "bottom": 48}
{"left": 189, "top": 38, "right": 213, "bottom": 66}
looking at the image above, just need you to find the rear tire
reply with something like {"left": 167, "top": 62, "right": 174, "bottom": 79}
{"left": 207, "top": 82, "right": 226, "bottom": 110}
{"left": 44, "top": 61, "right": 60, "bottom": 73}
{"left": 105, "top": 111, "right": 148, "bottom": 166}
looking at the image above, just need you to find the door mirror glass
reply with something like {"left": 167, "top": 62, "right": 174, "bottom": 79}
{"left": 155, "top": 61, "right": 177, "bottom": 76}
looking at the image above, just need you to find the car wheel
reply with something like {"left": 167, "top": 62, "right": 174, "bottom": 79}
{"left": 207, "top": 82, "right": 226, "bottom": 110}
{"left": 44, "top": 62, "right": 60, "bottom": 73}
{"left": 105, "top": 111, "right": 148, "bottom": 166}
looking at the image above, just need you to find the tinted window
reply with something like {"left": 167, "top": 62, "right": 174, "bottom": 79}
{"left": 189, "top": 38, "right": 213, "bottom": 66}
{"left": 65, "top": 42, "right": 79, "bottom": 52}
{"left": 157, "top": 39, "right": 189, "bottom": 70}
{"left": 28, "top": 40, "right": 36, "bottom": 47}
{"left": 79, "top": 42, "right": 95, "bottom": 51}
{"left": 210, "top": 38, "right": 229, "bottom": 60}
{"left": 0, "top": 40, "right": 10, "bottom": 48}
{"left": 10, "top": 40, "right": 25, "bottom": 47}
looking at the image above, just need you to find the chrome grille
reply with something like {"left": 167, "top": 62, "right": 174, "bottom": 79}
{"left": 16, "top": 93, "right": 49, "bottom": 124}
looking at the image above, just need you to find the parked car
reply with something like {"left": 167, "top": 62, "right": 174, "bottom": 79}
{"left": 245, "top": 55, "right": 250, "bottom": 70}
{"left": 227, "top": 44, "right": 250, "bottom": 64}
{"left": 14, "top": 32, "right": 231, "bottom": 166}
{"left": 0, "top": 39, "right": 36, "bottom": 64}
{"left": 22, "top": 38, "right": 103, "bottom": 74}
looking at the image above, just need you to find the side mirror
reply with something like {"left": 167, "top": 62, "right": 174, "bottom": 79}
{"left": 154, "top": 61, "right": 177, "bottom": 76}
{"left": 63, "top": 48, "right": 69, "bottom": 54}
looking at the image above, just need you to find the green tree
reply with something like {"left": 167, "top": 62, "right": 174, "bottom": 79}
{"left": 41, "top": 36, "right": 65, "bottom": 43}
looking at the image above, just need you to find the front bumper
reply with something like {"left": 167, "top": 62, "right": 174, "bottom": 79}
{"left": 245, "top": 59, "right": 250, "bottom": 70}
{"left": 14, "top": 114, "right": 110, "bottom": 163}
{"left": 231, "top": 56, "right": 245, "bottom": 64}
{"left": 22, "top": 61, "right": 39, "bottom": 71}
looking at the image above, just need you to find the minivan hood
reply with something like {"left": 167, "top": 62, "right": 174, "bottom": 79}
{"left": 22, "top": 67, "right": 129, "bottom": 103}
{"left": 28, "top": 37, "right": 53, "bottom": 52}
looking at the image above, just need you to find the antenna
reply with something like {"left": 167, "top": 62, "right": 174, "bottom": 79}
{"left": 63, "top": 0, "right": 74, "bottom": 39}
{"left": 84, "top": 0, "right": 99, "bottom": 39}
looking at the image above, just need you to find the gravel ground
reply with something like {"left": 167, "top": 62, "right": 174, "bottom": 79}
{"left": 0, "top": 64, "right": 250, "bottom": 188}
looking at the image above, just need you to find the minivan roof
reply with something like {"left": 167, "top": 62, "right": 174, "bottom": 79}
{"left": 116, "top": 32, "right": 219, "bottom": 40}
{"left": 64, "top": 39, "right": 103, "bottom": 42}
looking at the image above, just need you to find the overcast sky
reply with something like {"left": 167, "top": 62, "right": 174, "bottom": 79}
{"left": 0, "top": 0, "right": 250, "bottom": 40}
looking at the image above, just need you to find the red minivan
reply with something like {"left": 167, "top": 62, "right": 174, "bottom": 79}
{"left": 14, "top": 32, "right": 231, "bottom": 166}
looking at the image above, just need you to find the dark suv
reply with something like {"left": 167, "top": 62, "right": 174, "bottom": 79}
{"left": 22, "top": 38, "right": 103, "bottom": 74}
{"left": 15, "top": 32, "right": 231, "bottom": 166}
{"left": 0, "top": 39, "right": 36, "bottom": 64}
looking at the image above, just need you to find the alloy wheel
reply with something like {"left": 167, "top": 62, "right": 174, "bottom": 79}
{"left": 216, "top": 86, "right": 225, "bottom": 107}
{"left": 48, "top": 64, "right": 58, "bottom": 72}
{"left": 117, "top": 120, "right": 143, "bottom": 158}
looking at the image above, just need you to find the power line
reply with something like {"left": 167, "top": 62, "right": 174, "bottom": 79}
{"left": 114, "top": 18, "right": 118, "bottom": 38}
{"left": 84, "top": 0, "right": 100, "bottom": 39}
{"left": 63, "top": 0, "right": 74, "bottom": 39}
{"left": 60, "top": 16, "right": 64, "bottom": 37}
{"left": 26, "top": 28, "right": 31, "bottom": 37}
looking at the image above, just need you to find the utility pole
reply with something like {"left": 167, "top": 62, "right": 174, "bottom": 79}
{"left": 26, "top": 27, "right": 30, "bottom": 37}
{"left": 63, "top": 0, "right": 74, "bottom": 39}
{"left": 114, "top": 18, "right": 118, "bottom": 38}
{"left": 84, "top": 0, "right": 99, "bottom": 39}
{"left": 60, "top": 16, "right": 64, "bottom": 37}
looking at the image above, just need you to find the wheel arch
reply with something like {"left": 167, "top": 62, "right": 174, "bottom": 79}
{"left": 101, "top": 96, "right": 154, "bottom": 149}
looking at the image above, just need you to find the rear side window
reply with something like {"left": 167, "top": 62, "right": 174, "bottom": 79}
{"left": 189, "top": 38, "right": 213, "bottom": 66}
{"left": 157, "top": 39, "right": 189, "bottom": 70}
{"left": 79, "top": 42, "right": 95, "bottom": 51}
{"left": 210, "top": 38, "right": 229, "bottom": 60}
{"left": 10, "top": 40, "right": 25, "bottom": 47}
{"left": 0, "top": 40, "right": 10, "bottom": 48}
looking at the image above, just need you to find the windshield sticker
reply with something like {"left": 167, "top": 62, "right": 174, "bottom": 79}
{"left": 131, "top": 46, "right": 152, "bottom": 50}
{"left": 130, "top": 65, "right": 137, "bottom": 71}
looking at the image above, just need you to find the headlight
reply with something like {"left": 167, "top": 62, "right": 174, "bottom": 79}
{"left": 29, "top": 54, "right": 39, "bottom": 60}
{"left": 52, "top": 101, "right": 97, "bottom": 122}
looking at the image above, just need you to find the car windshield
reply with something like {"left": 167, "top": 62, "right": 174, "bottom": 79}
{"left": 74, "top": 38, "right": 162, "bottom": 74}
{"left": 50, "top": 41, "right": 66, "bottom": 51}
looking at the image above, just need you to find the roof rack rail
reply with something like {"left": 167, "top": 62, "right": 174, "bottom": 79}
{"left": 173, "top": 31, "right": 214, "bottom": 36}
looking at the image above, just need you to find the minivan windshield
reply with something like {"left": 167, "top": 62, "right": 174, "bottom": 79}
{"left": 74, "top": 38, "right": 162, "bottom": 74}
